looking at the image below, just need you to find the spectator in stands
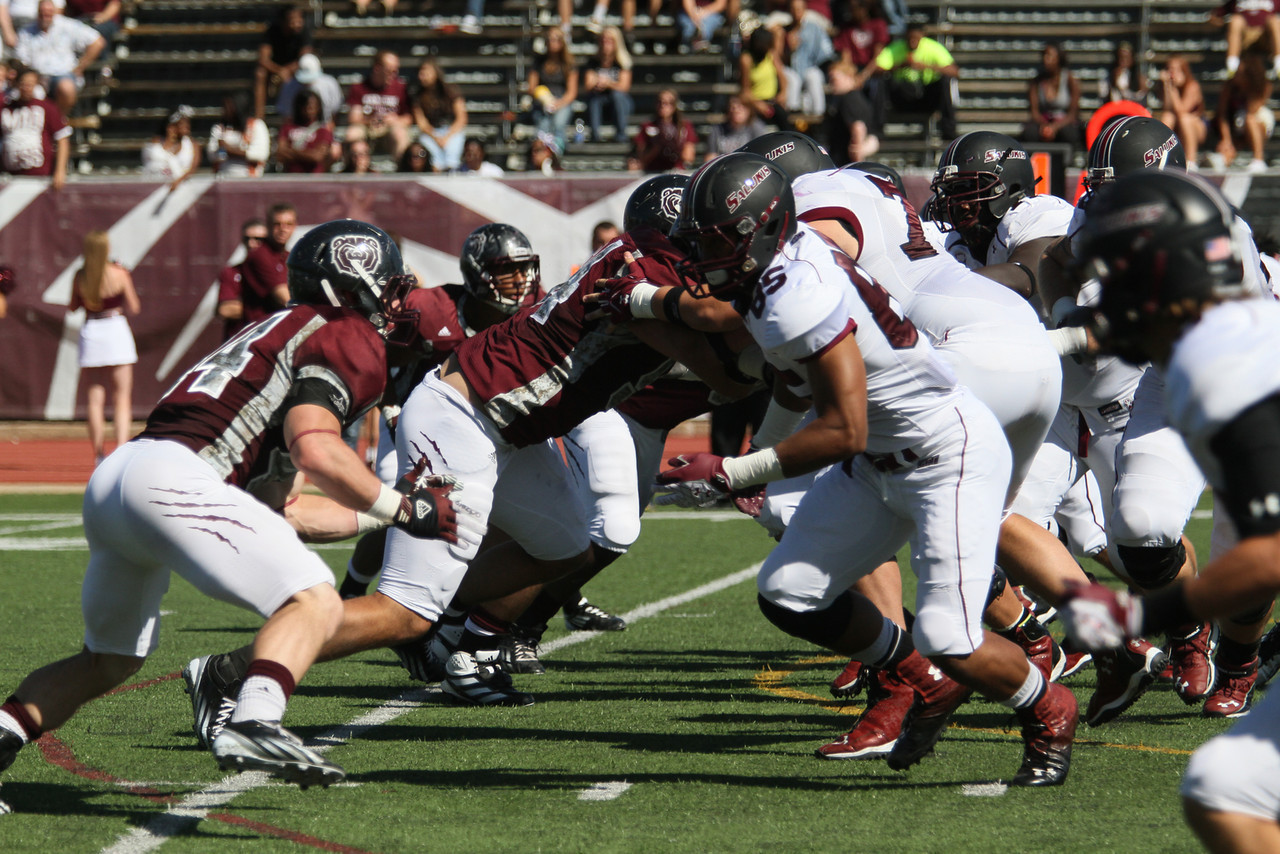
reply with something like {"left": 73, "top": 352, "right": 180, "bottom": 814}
{"left": 1212, "top": 50, "right": 1274, "bottom": 173}
{"left": 582, "top": 0, "right": 639, "bottom": 50}
{"left": 70, "top": 229, "right": 139, "bottom": 466}
{"left": 340, "top": 138, "right": 373, "bottom": 173}
{"left": 276, "top": 53, "right": 343, "bottom": 126}
{"left": 346, "top": 49, "right": 412, "bottom": 160}
{"left": 0, "top": 266, "right": 14, "bottom": 320}
{"left": 1212, "top": 1, "right": 1280, "bottom": 79}
{"left": 64, "top": 0, "right": 118, "bottom": 46}
{"left": 0, "top": 65, "right": 69, "bottom": 188}
{"left": 781, "top": 0, "right": 835, "bottom": 118}
{"left": 1099, "top": 41, "right": 1147, "bottom": 105}
{"left": 208, "top": 92, "right": 270, "bottom": 177}
{"left": 833, "top": 0, "right": 888, "bottom": 82}
{"left": 879, "top": 0, "right": 905, "bottom": 37}
{"left": 528, "top": 27, "right": 578, "bottom": 155}
{"left": 705, "top": 94, "right": 766, "bottom": 159}
{"left": 397, "top": 139, "right": 434, "bottom": 172}
{"left": 1158, "top": 54, "right": 1207, "bottom": 170}
{"left": 1022, "top": 41, "right": 1082, "bottom": 146}
{"left": 140, "top": 104, "right": 200, "bottom": 188}
{"left": 459, "top": 136, "right": 504, "bottom": 175}
{"left": 240, "top": 202, "right": 295, "bottom": 321}
{"left": 0, "top": 0, "right": 62, "bottom": 49}
{"left": 583, "top": 26, "right": 633, "bottom": 141}
{"left": 254, "top": 4, "right": 312, "bottom": 120}
{"left": 215, "top": 218, "right": 267, "bottom": 342}
{"left": 276, "top": 89, "right": 333, "bottom": 174}
{"left": 628, "top": 87, "right": 697, "bottom": 171}
{"left": 14, "top": 0, "right": 105, "bottom": 116}
{"left": 412, "top": 58, "right": 467, "bottom": 172}
{"left": 872, "top": 20, "right": 957, "bottom": 140}
{"left": 591, "top": 220, "right": 619, "bottom": 249}
{"left": 739, "top": 25, "right": 789, "bottom": 129}
{"left": 526, "top": 131, "right": 562, "bottom": 174}
{"left": 352, "top": 0, "right": 399, "bottom": 15}
{"left": 677, "top": 0, "right": 726, "bottom": 53}
{"left": 823, "top": 57, "right": 878, "bottom": 163}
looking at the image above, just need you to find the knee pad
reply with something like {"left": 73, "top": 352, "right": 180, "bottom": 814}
{"left": 1116, "top": 541, "right": 1186, "bottom": 590}
{"left": 985, "top": 566, "right": 1008, "bottom": 610}
{"left": 757, "top": 592, "right": 853, "bottom": 648}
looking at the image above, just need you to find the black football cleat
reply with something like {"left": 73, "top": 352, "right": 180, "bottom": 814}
{"left": 1012, "top": 682, "right": 1077, "bottom": 787}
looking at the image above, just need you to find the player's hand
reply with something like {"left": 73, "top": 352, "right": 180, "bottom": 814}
{"left": 1059, "top": 581, "right": 1143, "bottom": 652}
{"left": 653, "top": 453, "right": 734, "bottom": 508}
{"left": 392, "top": 469, "right": 459, "bottom": 543}
{"left": 730, "top": 482, "right": 766, "bottom": 518}
{"left": 584, "top": 271, "right": 654, "bottom": 322}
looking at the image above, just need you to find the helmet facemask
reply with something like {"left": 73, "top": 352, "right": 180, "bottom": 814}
{"left": 676, "top": 200, "right": 783, "bottom": 299}
{"left": 478, "top": 254, "right": 540, "bottom": 314}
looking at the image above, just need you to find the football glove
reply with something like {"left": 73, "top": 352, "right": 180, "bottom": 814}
{"left": 1059, "top": 581, "right": 1143, "bottom": 653}
{"left": 392, "top": 467, "right": 459, "bottom": 544}
{"left": 654, "top": 454, "right": 734, "bottom": 508}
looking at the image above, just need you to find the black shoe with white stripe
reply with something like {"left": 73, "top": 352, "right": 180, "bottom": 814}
{"left": 212, "top": 720, "right": 345, "bottom": 788}
{"left": 0, "top": 728, "right": 22, "bottom": 773}
{"left": 563, "top": 598, "right": 627, "bottom": 632}
{"left": 442, "top": 651, "right": 535, "bottom": 706}
{"left": 183, "top": 654, "right": 242, "bottom": 750}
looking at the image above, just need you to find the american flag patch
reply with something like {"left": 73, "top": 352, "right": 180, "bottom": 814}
{"left": 1205, "top": 236, "right": 1233, "bottom": 261}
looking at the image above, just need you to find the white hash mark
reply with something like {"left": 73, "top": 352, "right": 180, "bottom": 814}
{"left": 961, "top": 782, "right": 1008, "bottom": 797}
{"left": 578, "top": 782, "right": 632, "bottom": 801}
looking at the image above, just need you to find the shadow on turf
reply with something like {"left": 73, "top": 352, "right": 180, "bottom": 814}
{"left": 0, "top": 781, "right": 181, "bottom": 825}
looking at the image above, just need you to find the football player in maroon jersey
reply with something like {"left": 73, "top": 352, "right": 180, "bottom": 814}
{"left": 0, "top": 221, "right": 459, "bottom": 790}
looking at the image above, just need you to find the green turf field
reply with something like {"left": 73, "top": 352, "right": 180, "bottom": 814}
{"left": 0, "top": 491, "right": 1235, "bottom": 853}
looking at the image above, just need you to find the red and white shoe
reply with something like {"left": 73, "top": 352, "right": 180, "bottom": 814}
{"left": 1168, "top": 622, "right": 1218, "bottom": 705}
{"left": 1084, "top": 637, "right": 1166, "bottom": 727}
{"left": 816, "top": 668, "right": 912, "bottom": 760}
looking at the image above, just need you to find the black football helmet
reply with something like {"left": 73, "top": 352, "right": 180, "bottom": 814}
{"left": 850, "top": 161, "right": 906, "bottom": 196}
{"left": 459, "top": 223, "right": 540, "bottom": 314}
{"left": 931, "top": 131, "right": 1037, "bottom": 255}
{"left": 737, "top": 131, "right": 835, "bottom": 180}
{"left": 673, "top": 152, "right": 796, "bottom": 299}
{"left": 1084, "top": 116, "right": 1185, "bottom": 195}
{"left": 624, "top": 173, "right": 688, "bottom": 233}
{"left": 1076, "top": 170, "right": 1245, "bottom": 364}
{"left": 287, "top": 219, "right": 418, "bottom": 340}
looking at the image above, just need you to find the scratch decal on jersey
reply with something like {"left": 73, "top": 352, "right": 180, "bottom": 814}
{"left": 187, "top": 526, "right": 243, "bottom": 552}
{"left": 158, "top": 510, "right": 256, "bottom": 534}
{"left": 726, "top": 165, "right": 773, "bottom": 213}
{"left": 330, "top": 235, "right": 384, "bottom": 288}
{"left": 409, "top": 437, "right": 445, "bottom": 473}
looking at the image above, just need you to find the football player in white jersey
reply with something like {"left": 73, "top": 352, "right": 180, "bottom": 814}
{"left": 1060, "top": 169, "right": 1280, "bottom": 854}
{"left": 622, "top": 152, "right": 1078, "bottom": 786}
{"left": 930, "top": 130, "right": 1169, "bottom": 727}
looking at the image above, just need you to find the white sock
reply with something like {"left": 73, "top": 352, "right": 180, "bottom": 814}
{"left": 344, "top": 561, "right": 377, "bottom": 585}
{"left": 857, "top": 619, "right": 906, "bottom": 669}
{"left": 231, "top": 675, "right": 288, "bottom": 724}
{"left": 0, "top": 710, "right": 29, "bottom": 744}
{"left": 1227, "top": 55, "right": 1241, "bottom": 74}
{"left": 591, "top": 3, "right": 606, "bottom": 19}
{"left": 1003, "top": 663, "right": 1047, "bottom": 709}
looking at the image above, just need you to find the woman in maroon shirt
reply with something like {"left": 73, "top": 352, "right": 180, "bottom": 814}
{"left": 276, "top": 90, "right": 333, "bottom": 173}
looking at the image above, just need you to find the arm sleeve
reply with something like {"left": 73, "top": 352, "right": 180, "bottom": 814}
{"left": 1209, "top": 392, "right": 1280, "bottom": 538}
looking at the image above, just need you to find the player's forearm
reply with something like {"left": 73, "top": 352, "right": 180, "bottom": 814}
{"left": 284, "top": 493, "right": 367, "bottom": 543}
{"left": 773, "top": 414, "right": 866, "bottom": 476}
{"left": 290, "top": 432, "right": 384, "bottom": 512}
{"left": 1179, "top": 532, "right": 1280, "bottom": 623}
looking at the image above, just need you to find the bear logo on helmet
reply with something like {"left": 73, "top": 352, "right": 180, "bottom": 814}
{"left": 659, "top": 187, "right": 683, "bottom": 222}
{"left": 329, "top": 235, "right": 384, "bottom": 285}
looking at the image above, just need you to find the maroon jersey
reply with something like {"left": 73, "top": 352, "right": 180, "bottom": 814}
{"left": 616, "top": 375, "right": 716, "bottom": 431}
{"left": 280, "top": 121, "right": 333, "bottom": 174}
{"left": 241, "top": 242, "right": 289, "bottom": 324}
{"left": 0, "top": 97, "right": 69, "bottom": 176}
{"left": 346, "top": 78, "right": 411, "bottom": 123}
{"left": 456, "top": 229, "right": 688, "bottom": 447}
{"left": 384, "top": 285, "right": 469, "bottom": 409}
{"left": 217, "top": 264, "right": 246, "bottom": 342}
{"left": 141, "top": 305, "right": 387, "bottom": 491}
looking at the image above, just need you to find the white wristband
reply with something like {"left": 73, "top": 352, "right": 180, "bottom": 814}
{"left": 721, "top": 447, "right": 784, "bottom": 488}
{"left": 1047, "top": 325, "right": 1089, "bottom": 357}
{"left": 627, "top": 283, "right": 661, "bottom": 319}
{"left": 367, "top": 483, "right": 403, "bottom": 525}
{"left": 355, "top": 511, "right": 390, "bottom": 534}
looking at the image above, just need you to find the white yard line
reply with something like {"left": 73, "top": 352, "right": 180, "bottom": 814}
{"left": 98, "top": 563, "right": 761, "bottom": 853}
{"left": 577, "top": 781, "right": 633, "bottom": 801}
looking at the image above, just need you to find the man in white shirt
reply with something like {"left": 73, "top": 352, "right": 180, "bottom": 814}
{"left": 13, "top": 0, "right": 102, "bottom": 115}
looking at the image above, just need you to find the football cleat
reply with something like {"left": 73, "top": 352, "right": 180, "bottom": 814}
{"left": 183, "top": 654, "right": 243, "bottom": 750}
{"left": 1058, "top": 649, "right": 1093, "bottom": 680}
{"left": 497, "top": 626, "right": 546, "bottom": 675}
{"left": 212, "top": 719, "right": 345, "bottom": 789}
{"left": 1006, "top": 620, "right": 1065, "bottom": 683}
{"left": 1014, "top": 586, "right": 1057, "bottom": 625}
{"left": 393, "top": 634, "right": 449, "bottom": 684}
{"left": 1084, "top": 638, "right": 1167, "bottom": 727}
{"left": 1012, "top": 682, "right": 1077, "bottom": 787}
{"left": 830, "top": 659, "right": 872, "bottom": 699}
{"left": 1202, "top": 659, "right": 1258, "bottom": 719}
{"left": 441, "top": 651, "right": 535, "bottom": 707}
{"left": 816, "top": 668, "right": 912, "bottom": 760}
{"left": 1168, "top": 622, "right": 1218, "bottom": 704}
{"left": 885, "top": 652, "right": 972, "bottom": 771}
{"left": 1253, "top": 624, "right": 1280, "bottom": 689}
{"left": 0, "top": 728, "right": 22, "bottom": 773}
{"left": 563, "top": 598, "right": 627, "bottom": 632}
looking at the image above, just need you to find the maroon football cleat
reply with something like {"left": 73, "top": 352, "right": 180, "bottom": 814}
{"left": 1168, "top": 622, "right": 1218, "bottom": 704}
{"left": 1008, "top": 621, "right": 1066, "bottom": 683}
{"left": 830, "top": 659, "right": 871, "bottom": 699}
{"left": 816, "top": 668, "right": 913, "bottom": 759}
{"left": 1084, "top": 637, "right": 1167, "bottom": 727}
{"left": 1012, "top": 682, "right": 1077, "bottom": 786}
{"left": 1202, "top": 658, "right": 1258, "bottom": 719}
{"left": 885, "top": 652, "right": 972, "bottom": 770}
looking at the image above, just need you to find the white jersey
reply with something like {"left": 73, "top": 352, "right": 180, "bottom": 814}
{"left": 943, "top": 194, "right": 1076, "bottom": 269}
{"left": 744, "top": 224, "right": 960, "bottom": 454}
{"left": 1165, "top": 299, "right": 1280, "bottom": 490}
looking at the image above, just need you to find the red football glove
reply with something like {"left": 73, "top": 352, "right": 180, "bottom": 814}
{"left": 1059, "top": 581, "right": 1143, "bottom": 653}
{"left": 392, "top": 460, "right": 459, "bottom": 544}
{"left": 730, "top": 482, "right": 766, "bottom": 518}
{"left": 654, "top": 453, "right": 734, "bottom": 508}
{"left": 583, "top": 271, "right": 653, "bottom": 323}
